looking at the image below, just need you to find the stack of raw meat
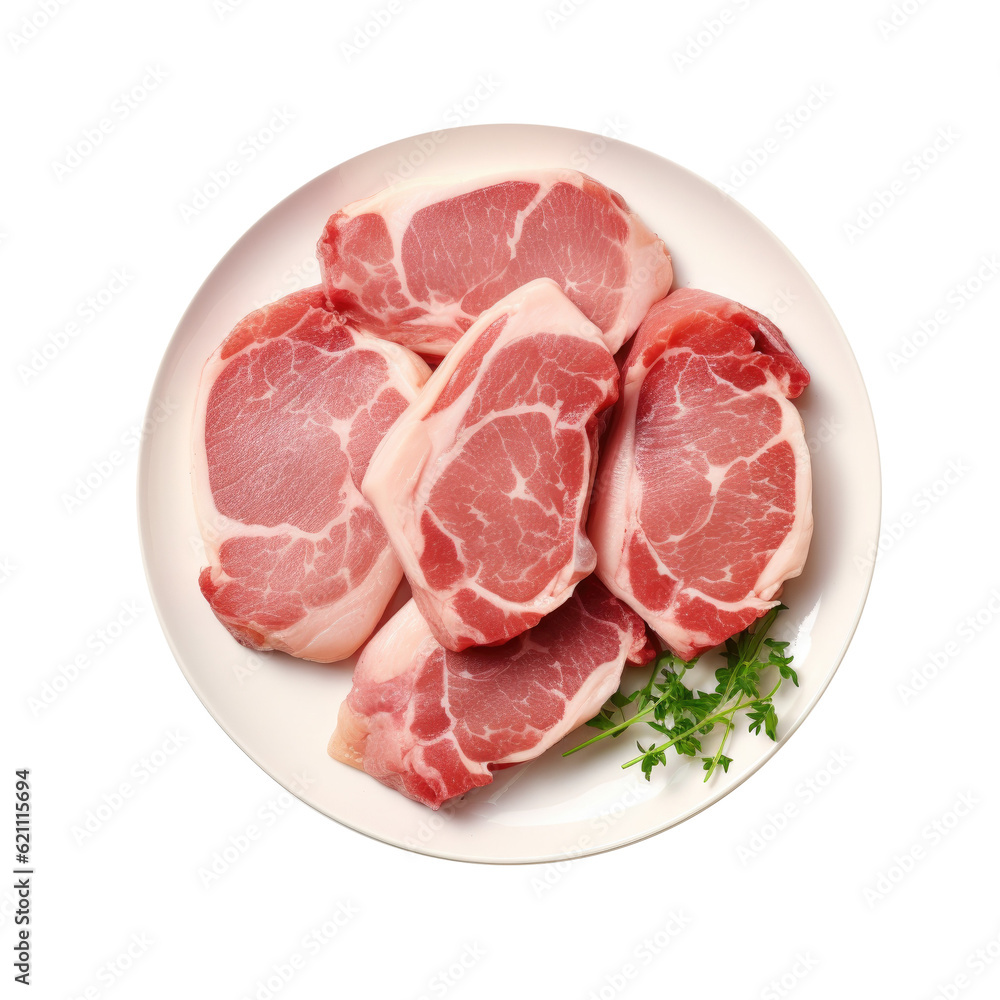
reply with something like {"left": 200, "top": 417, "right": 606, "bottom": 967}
{"left": 193, "top": 168, "right": 813, "bottom": 810}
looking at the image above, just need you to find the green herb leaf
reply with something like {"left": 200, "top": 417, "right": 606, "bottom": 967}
{"left": 585, "top": 713, "right": 619, "bottom": 732}
{"left": 563, "top": 605, "right": 795, "bottom": 783}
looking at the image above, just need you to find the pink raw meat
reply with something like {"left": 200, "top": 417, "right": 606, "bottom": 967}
{"left": 192, "top": 286, "right": 430, "bottom": 662}
{"left": 328, "top": 576, "right": 653, "bottom": 809}
{"left": 590, "top": 288, "right": 813, "bottom": 661}
{"left": 317, "top": 168, "right": 673, "bottom": 357}
{"left": 362, "top": 278, "right": 619, "bottom": 652}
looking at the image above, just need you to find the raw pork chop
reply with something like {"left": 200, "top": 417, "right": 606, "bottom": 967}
{"left": 193, "top": 286, "right": 430, "bottom": 662}
{"left": 328, "top": 576, "right": 653, "bottom": 809}
{"left": 362, "top": 278, "right": 619, "bottom": 651}
{"left": 590, "top": 288, "right": 813, "bottom": 661}
{"left": 317, "top": 168, "right": 673, "bottom": 356}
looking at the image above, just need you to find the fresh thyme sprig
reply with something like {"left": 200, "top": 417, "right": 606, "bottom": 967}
{"left": 563, "top": 605, "right": 798, "bottom": 781}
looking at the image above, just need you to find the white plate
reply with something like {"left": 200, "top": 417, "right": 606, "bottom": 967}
{"left": 138, "top": 123, "right": 880, "bottom": 865}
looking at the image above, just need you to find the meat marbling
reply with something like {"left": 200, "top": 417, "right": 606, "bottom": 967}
{"left": 193, "top": 286, "right": 430, "bottom": 662}
{"left": 317, "top": 168, "right": 673, "bottom": 357}
{"left": 362, "top": 278, "right": 620, "bottom": 652}
{"left": 590, "top": 288, "right": 813, "bottom": 662}
{"left": 328, "top": 576, "right": 653, "bottom": 809}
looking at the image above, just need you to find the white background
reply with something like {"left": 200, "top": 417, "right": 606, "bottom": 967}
{"left": 3, "top": 0, "right": 999, "bottom": 997}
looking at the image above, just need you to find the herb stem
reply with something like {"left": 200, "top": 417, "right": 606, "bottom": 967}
{"left": 618, "top": 675, "right": 784, "bottom": 771}
{"left": 703, "top": 713, "right": 736, "bottom": 782}
{"left": 561, "top": 693, "right": 663, "bottom": 755}
{"left": 561, "top": 655, "right": 685, "bottom": 757}
{"left": 618, "top": 702, "right": 742, "bottom": 769}
{"left": 565, "top": 604, "right": 795, "bottom": 781}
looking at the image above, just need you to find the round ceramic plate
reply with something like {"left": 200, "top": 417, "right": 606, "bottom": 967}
{"left": 138, "top": 123, "right": 880, "bottom": 864}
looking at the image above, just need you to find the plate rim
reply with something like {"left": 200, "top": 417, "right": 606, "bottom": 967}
{"left": 137, "top": 121, "right": 882, "bottom": 865}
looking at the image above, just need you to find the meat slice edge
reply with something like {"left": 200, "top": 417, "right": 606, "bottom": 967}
{"left": 328, "top": 577, "right": 653, "bottom": 809}
{"left": 317, "top": 169, "right": 673, "bottom": 356}
{"left": 362, "top": 277, "right": 620, "bottom": 651}
{"left": 590, "top": 288, "right": 813, "bottom": 661}
{"left": 192, "top": 286, "right": 431, "bottom": 662}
